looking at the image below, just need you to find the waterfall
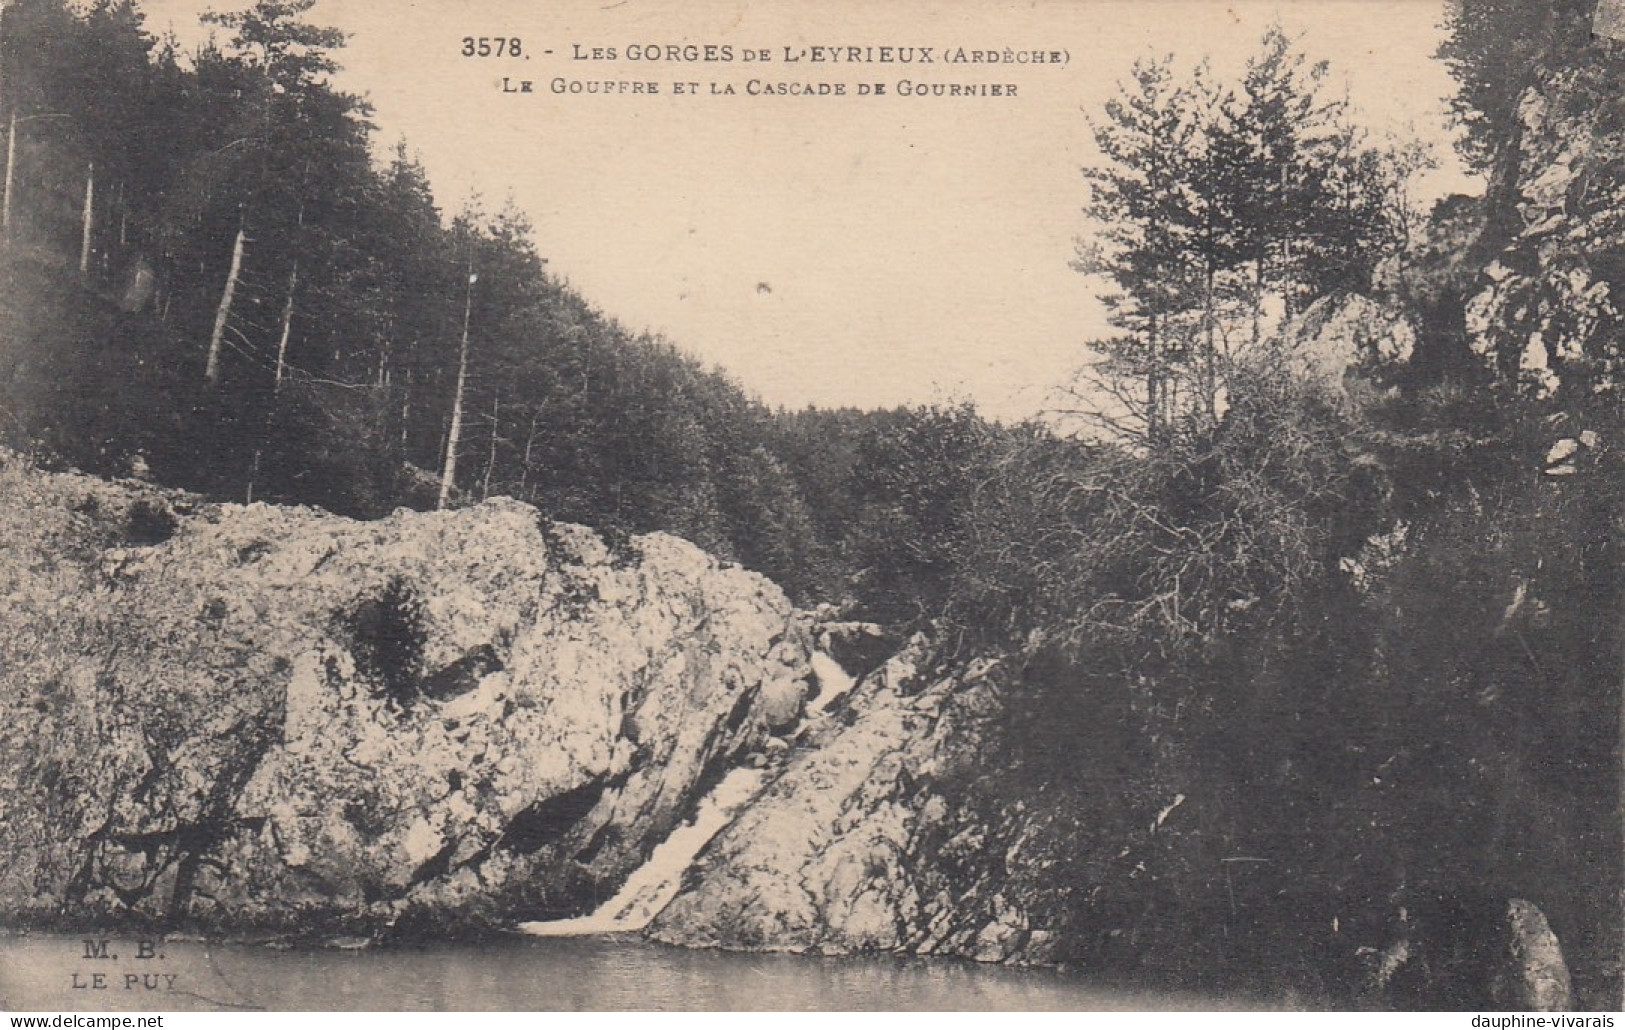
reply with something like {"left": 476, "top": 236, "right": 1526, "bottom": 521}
{"left": 517, "top": 766, "right": 768, "bottom": 937}
{"left": 518, "top": 649, "right": 856, "bottom": 938}
{"left": 806, "top": 650, "right": 857, "bottom": 716}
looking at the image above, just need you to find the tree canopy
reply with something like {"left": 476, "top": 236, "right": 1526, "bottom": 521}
{"left": 1070, "top": 27, "right": 1407, "bottom": 445}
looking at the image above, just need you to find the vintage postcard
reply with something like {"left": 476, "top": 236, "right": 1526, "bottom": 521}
{"left": 0, "top": 0, "right": 1618, "bottom": 1014}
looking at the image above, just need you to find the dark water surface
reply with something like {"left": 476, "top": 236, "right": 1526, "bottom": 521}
{"left": 0, "top": 932, "right": 1283, "bottom": 1011}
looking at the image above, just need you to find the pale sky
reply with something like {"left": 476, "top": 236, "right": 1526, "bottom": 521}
{"left": 135, "top": 0, "right": 1476, "bottom": 421}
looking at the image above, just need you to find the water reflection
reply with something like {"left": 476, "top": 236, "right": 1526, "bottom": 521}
{"left": 0, "top": 933, "right": 1281, "bottom": 1011}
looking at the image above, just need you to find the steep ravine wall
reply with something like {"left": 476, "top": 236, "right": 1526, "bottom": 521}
{"left": 0, "top": 452, "right": 812, "bottom": 934}
{"left": 649, "top": 643, "right": 1044, "bottom": 963}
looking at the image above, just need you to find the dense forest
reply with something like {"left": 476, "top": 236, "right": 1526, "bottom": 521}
{"left": 0, "top": 0, "right": 1478, "bottom": 621}
{"left": 0, "top": 0, "right": 1004, "bottom": 612}
{"left": 1, "top": 0, "right": 1621, "bottom": 1008}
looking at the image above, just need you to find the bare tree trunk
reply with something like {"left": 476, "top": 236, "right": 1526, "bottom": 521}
{"left": 400, "top": 360, "right": 414, "bottom": 449}
{"left": 1145, "top": 314, "right": 1161, "bottom": 445}
{"left": 1282, "top": 161, "right": 1297, "bottom": 322}
{"left": 2, "top": 111, "right": 15, "bottom": 241}
{"left": 246, "top": 449, "right": 260, "bottom": 504}
{"left": 0, "top": 3, "right": 7, "bottom": 240}
{"left": 438, "top": 255, "right": 476, "bottom": 509}
{"left": 206, "top": 214, "right": 247, "bottom": 384}
{"left": 79, "top": 162, "right": 94, "bottom": 275}
{"left": 518, "top": 411, "right": 539, "bottom": 500}
{"left": 1204, "top": 264, "right": 1219, "bottom": 425}
{"left": 275, "top": 197, "right": 306, "bottom": 392}
{"left": 437, "top": 419, "right": 448, "bottom": 477}
{"left": 1251, "top": 256, "right": 1265, "bottom": 350}
{"left": 273, "top": 259, "right": 298, "bottom": 391}
{"left": 1147, "top": 369, "right": 1160, "bottom": 445}
{"left": 481, "top": 395, "right": 500, "bottom": 500}
{"left": 376, "top": 315, "right": 394, "bottom": 388}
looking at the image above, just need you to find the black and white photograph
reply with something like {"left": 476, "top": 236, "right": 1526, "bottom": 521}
{"left": 0, "top": 0, "right": 1619, "bottom": 1013}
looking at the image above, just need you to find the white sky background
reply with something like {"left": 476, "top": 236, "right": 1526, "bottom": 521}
{"left": 135, "top": 0, "right": 1477, "bottom": 421}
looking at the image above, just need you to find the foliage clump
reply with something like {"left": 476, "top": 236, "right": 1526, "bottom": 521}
{"left": 341, "top": 576, "right": 428, "bottom": 709}
{"left": 123, "top": 497, "right": 176, "bottom": 546}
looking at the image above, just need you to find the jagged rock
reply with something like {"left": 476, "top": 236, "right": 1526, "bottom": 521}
{"left": 1545, "top": 441, "right": 1582, "bottom": 475}
{"left": 815, "top": 621, "right": 896, "bottom": 680}
{"left": 1496, "top": 899, "right": 1573, "bottom": 1011}
{"left": 0, "top": 452, "right": 811, "bottom": 933}
{"left": 1370, "top": 893, "right": 1573, "bottom": 1011}
{"left": 1280, "top": 294, "right": 1416, "bottom": 396}
{"left": 758, "top": 656, "right": 809, "bottom": 732}
{"left": 116, "top": 254, "right": 158, "bottom": 314}
{"left": 649, "top": 644, "right": 1033, "bottom": 961}
{"left": 1543, "top": 430, "right": 1601, "bottom": 476}
{"left": 1463, "top": 67, "right": 1625, "bottom": 395}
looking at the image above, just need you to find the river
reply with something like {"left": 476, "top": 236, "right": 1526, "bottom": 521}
{"left": 0, "top": 932, "right": 1282, "bottom": 1011}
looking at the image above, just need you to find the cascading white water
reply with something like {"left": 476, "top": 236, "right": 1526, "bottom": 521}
{"left": 518, "top": 650, "right": 855, "bottom": 938}
{"left": 806, "top": 650, "right": 857, "bottom": 716}
{"left": 518, "top": 766, "right": 767, "bottom": 936}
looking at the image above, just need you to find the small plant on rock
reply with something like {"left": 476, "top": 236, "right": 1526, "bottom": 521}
{"left": 342, "top": 576, "right": 428, "bottom": 709}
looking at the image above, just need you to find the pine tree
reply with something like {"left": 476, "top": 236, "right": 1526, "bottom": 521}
{"left": 1436, "top": 0, "right": 1593, "bottom": 172}
{"left": 1072, "top": 55, "right": 1214, "bottom": 442}
{"left": 1209, "top": 26, "right": 1343, "bottom": 331}
{"left": 1073, "top": 28, "right": 1411, "bottom": 446}
{"left": 196, "top": 0, "right": 360, "bottom": 385}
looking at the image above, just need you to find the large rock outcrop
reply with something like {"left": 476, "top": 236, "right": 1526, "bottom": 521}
{"left": 0, "top": 452, "right": 811, "bottom": 932}
{"left": 1463, "top": 63, "right": 1625, "bottom": 396}
{"left": 1368, "top": 895, "right": 1574, "bottom": 1012}
{"left": 1279, "top": 294, "right": 1416, "bottom": 398}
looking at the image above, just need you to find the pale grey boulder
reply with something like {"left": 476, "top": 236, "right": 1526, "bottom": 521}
{"left": 1493, "top": 899, "right": 1572, "bottom": 1012}
{"left": 0, "top": 452, "right": 811, "bottom": 933}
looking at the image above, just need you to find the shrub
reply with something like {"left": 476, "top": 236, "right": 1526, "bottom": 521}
{"left": 342, "top": 576, "right": 428, "bottom": 708}
{"left": 124, "top": 498, "right": 178, "bottom": 546}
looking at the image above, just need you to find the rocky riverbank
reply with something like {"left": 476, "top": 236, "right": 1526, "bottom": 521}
{"left": 0, "top": 451, "right": 811, "bottom": 935}
{"left": 0, "top": 450, "right": 1595, "bottom": 1009}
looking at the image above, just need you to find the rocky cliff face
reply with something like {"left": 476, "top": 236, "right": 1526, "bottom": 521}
{"left": 0, "top": 449, "right": 1590, "bottom": 1009}
{"left": 1282, "top": 294, "right": 1417, "bottom": 397}
{"left": 1463, "top": 61, "right": 1625, "bottom": 396}
{"left": 0, "top": 452, "right": 811, "bottom": 933}
{"left": 652, "top": 642, "right": 1050, "bottom": 962}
